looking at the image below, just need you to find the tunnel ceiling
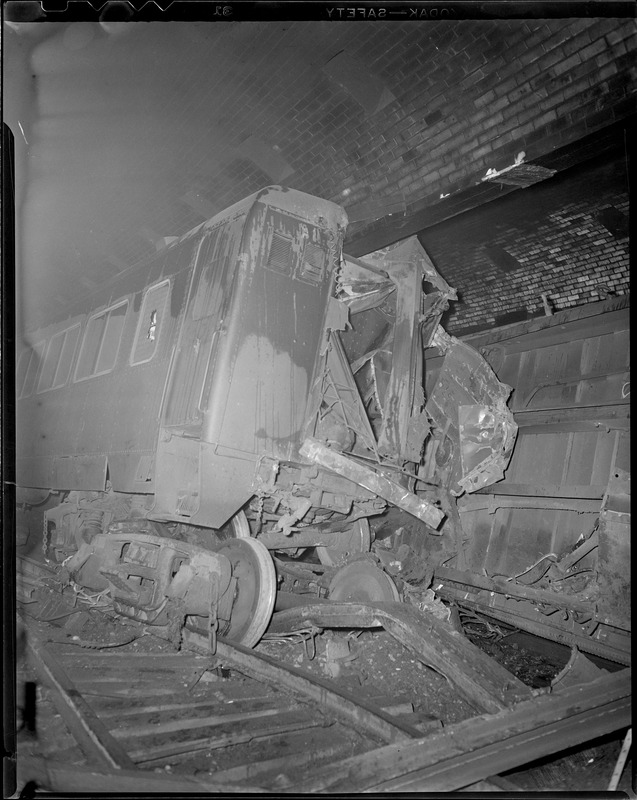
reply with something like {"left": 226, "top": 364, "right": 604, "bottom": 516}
{"left": 3, "top": 13, "right": 635, "bottom": 329}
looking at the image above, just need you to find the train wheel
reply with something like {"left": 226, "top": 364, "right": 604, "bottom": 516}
{"left": 230, "top": 510, "right": 251, "bottom": 538}
{"left": 316, "top": 518, "right": 371, "bottom": 567}
{"left": 216, "top": 537, "right": 276, "bottom": 648}
{"left": 328, "top": 561, "right": 400, "bottom": 603}
{"left": 214, "top": 510, "right": 252, "bottom": 542}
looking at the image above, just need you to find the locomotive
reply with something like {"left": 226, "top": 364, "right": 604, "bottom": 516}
{"left": 16, "top": 186, "right": 516, "bottom": 648}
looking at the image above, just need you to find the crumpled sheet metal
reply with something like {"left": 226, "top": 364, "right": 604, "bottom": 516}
{"left": 426, "top": 325, "right": 518, "bottom": 495}
{"left": 596, "top": 468, "right": 631, "bottom": 628}
{"left": 350, "top": 239, "right": 455, "bottom": 463}
{"left": 457, "top": 400, "right": 518, "bottom": 493}
{"left": 361, "top": 236, "right": 458, "bottom": 301}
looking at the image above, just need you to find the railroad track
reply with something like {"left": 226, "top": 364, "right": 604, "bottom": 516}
{"left": 18, "top": 626, "right": 631, "bottom": 794}
{"left": 14, "top": 556, "right": 631, "bottom": 794}
{"left": 16, "top": 623, "right": 435, "bottom": 793}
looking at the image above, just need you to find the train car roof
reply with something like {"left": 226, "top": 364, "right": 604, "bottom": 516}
{"left": 20, "top": 187, "right": 348, "bottom": 338}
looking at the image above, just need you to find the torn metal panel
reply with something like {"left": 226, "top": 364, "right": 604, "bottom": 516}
{"left": 299, "top": 233, "right": 518, "bottom": 552}
{"left": 300, "top": 437, "right": 444, "bottom": 529}
{"left": 359, "top": 239, "right": 457, "bottom": 464}
{"left": 338, "top": 253, "right": 395, "bottom": 315}
{"left": 423, "top": 326, "right": 518, "bottom": 495}
{"left": 596, "top": 468, "right": 631, "bottom": 629}
{"left": 339, "top": 237, "right": 456, "bottom": 464}
{"left": 376, "top": 289, "right": 448, "bottom": 462}
{"left": 305, "top": 330, "right": 379, "bottom": 456}
{"left": 360, "top": 235, "right": 457, "bottom": 299}
{"left": 323, "top": 295, "right": 350, "bottom": 332}
{"left": 550, "top": 648, "right": 607, "bottom": 690}
{"left": 377, "top": 258, "right": 433, "bottom": 461}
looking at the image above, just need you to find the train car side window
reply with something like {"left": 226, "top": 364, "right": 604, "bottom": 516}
{"left": 16, "top": 350, "right": 31, "bottom": 398}
{"left": 55, "top": 325, "right": 81, "bottom": 386}
{"left": 75, "top": 301, "right": 128, "bottom": 381}
{"left": 18, "top": 341, "right": 46, "bottom": 398}
{"left": 37, "top": 324, "right": 81, "bottom": 393}
{"left": 131, "top": 280, "right": 170, "bottom": 365}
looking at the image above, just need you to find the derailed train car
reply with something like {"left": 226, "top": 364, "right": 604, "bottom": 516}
{"left": 16, "top": 186, "right": 517, "bottom": 648}
{"left": 428, "top": 296, "right": 630, "bottom": 666}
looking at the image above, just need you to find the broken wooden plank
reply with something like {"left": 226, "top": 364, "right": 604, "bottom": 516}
{"left": 46, "top": 645, "right": 215, "bottom": 670}
{"left": 17, "top": 756, "right": 269, "bottom": 794}
{"left": 607, "top": 727, "right": 632, "bottom": 791}
{"left": 111, "top": 704, "right": 298, "bottom": 738}
{"left": 68, "top": 685, "right": 181, "bottom": 699}
{"left": 290, "top": 668, "right": 630, "bottom": 793}
{"left": 96, "top": 692, "right": 279, "bottom": 719}
{"left": 300, "top": 437, "right": 445, "bottom": 528}
{"left": 269, "top": 602, "right": 533, "bottom": 713}
{"left": 211, "top": 736, "right": 347, "bottom": 784}
{"left": 129, "top": 713, "right": 327, "bottom": 763}
{"left": 183, "top": 630, "right": 420, "bottom": 742}
{"left": 26, "top": 633, "right": 136, "bottom": 770}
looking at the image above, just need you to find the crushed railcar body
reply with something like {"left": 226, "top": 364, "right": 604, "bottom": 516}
{"left": 429, "top": 295, "right": 631, "bottom": 666}
{"left": 16, "top": 187, "right": 629, "bottom": 667}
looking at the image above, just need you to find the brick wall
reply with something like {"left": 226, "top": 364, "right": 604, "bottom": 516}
{"left": 12, "top": 17, "right": 636, "bottom": 324}
{"left": 284, "top": 18, "right": 637, "bottom": 236}
{"left": 418, "top": 178, "right": 630, "bottom": 334}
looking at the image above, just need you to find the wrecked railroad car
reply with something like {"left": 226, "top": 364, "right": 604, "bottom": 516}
{"left": 426, "top": 295, "right": 631, "bottom": 666}
{"left": 16, "top": 186, "right": 517, "bottom": 647}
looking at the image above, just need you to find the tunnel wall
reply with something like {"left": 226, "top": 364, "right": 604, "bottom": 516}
{"left": 322, "top": 18, "right": 637, "bottom": 231}
{"left": 418, "top": 172, "right": 629, "bottom": 334}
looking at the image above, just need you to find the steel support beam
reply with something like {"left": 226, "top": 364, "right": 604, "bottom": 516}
{"left": 300, "top": 437, "right": 444, "bottom": 528}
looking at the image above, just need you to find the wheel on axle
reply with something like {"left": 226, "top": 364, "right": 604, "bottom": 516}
{"left": 216, "top": 536, "right": 276, "bottom": 648}
{"left": 316, "top": 518, "right": 372, "bottom": 567}
{"left": 215, "top": 509, "right": 252, "bottom": 541}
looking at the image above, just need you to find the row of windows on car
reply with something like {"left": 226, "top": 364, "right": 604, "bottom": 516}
{"left": 17, "top": 280, "right": 171, "bottom": 399}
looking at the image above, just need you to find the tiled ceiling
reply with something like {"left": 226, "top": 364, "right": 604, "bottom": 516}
{"left": 3, "top": 16, "right": 635, "bottom": 329}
